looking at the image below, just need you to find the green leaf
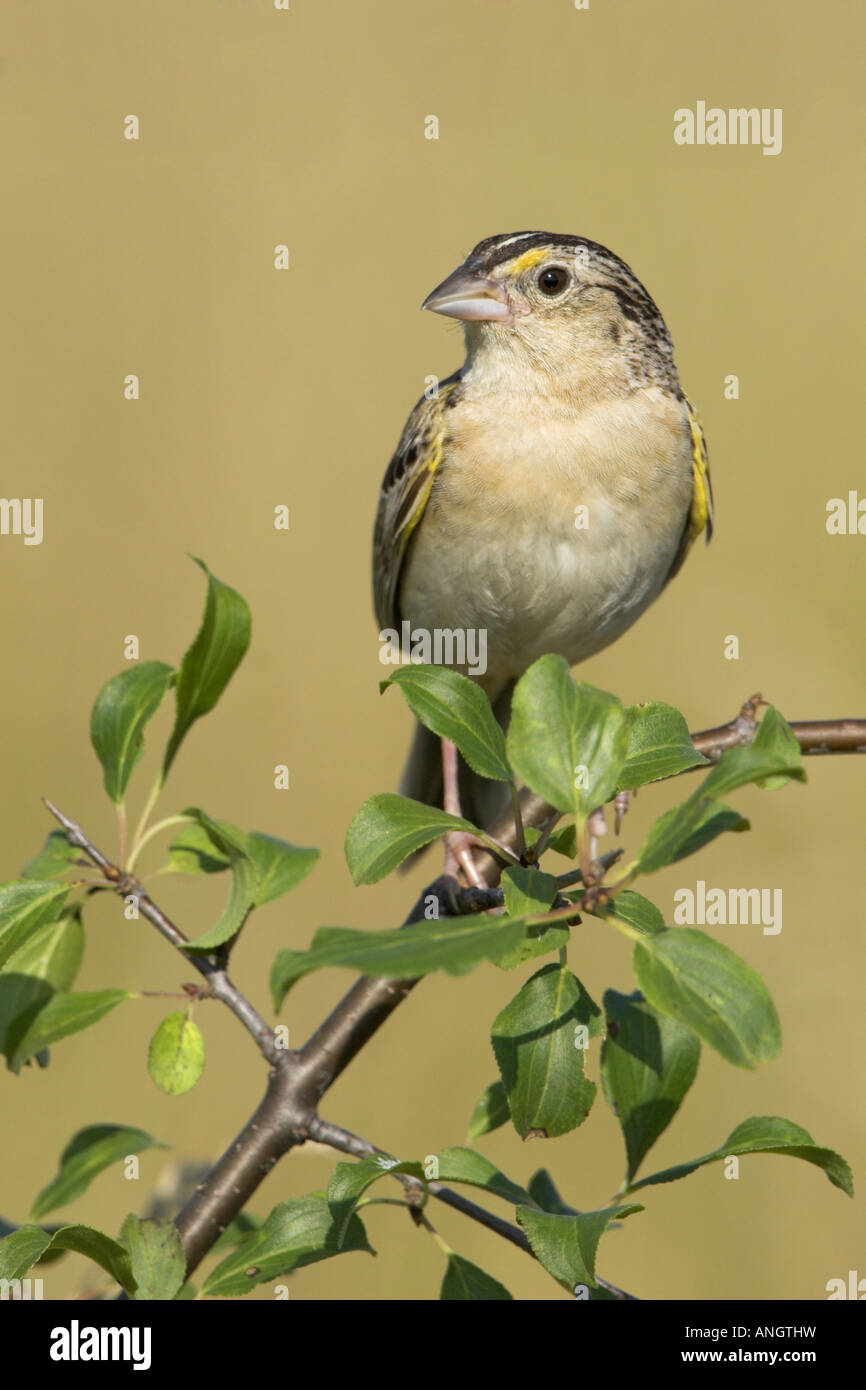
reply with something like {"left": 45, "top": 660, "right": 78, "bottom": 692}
{"left": 507, "top": 658, "right": 629, "bottom": 822}
{"left": 635, "top": 728, "right": 803, "bottom": 874}
{"left": 501, "top": 866, "right": 558, "bottom": 916}
{"left": 752, "top": 706, "right": 805, "bottom": 789}
{"left": 147, "top": 1012, "right": 205, "bottom": 1095}
{"left": 382, "top": 666, "right": 511, "bottom": 782}
{"left": 699, "top": 739, "right": 805, "bottom": 801}
{"left": 619, "top": 701, "right": 709, "bottom": 789}
{"left": 491, "top": 964, "right": 603, "bottom": 1139}
{"left": 0, "top": 910, "right": 84, "bottom": 1067}
{"left": 0, "top": 881, "right": 70, "bottom": 970}
{"left": 633, "top": 929, "right": 780, "bottom": 1069}
{"left": 180, "top": 810, "right": 256, "bottom": 951}
{"left": 601, "top": 990, "right": 700, "bottom": 1183}
{"left": 163, "top": 558, "right": 251, "bottom": 777}
{"left": 325, "top": 1150, "right": 534, "bottom": 1248}
{"left": 181, "top": 809, "right": 247, "bottom": 855}
{"left": 0, "top": 1224, "right": 52, "bottom": 1278}
{"left": 118, "top": 1215, "right": 186, "bottom": 1300}
{"left": 9, "top": 989, "right": 129, "bottom": 1071}
{"left": 494, "top": 921, "right": 572, "bottom": 971}
{"left": 516, "top": 1204, "right": 643, "bottom": 1291}
{"left": 168, "top": 826, "right": 318, "bottom": 907}
{"left": 441, "top": 1254, "right": 513, "bottom": 1300}
{"left": 669, "top": 805, "right": 751, "bottom": 863}
{"left": 604, "top": 890, "right": 666, "bottom": 937}
{"left": 270, "top": 913, "right": 536, "bottom": 1008}
{"left": 51, "top": 1225, "right": 137, "bottom": 1292}
{"left": 201, "top": 1195, "right": 374, "bottom": 1297}
{"left": 432, "top": 1147, "right": 535, "bottom": 1207}
{"left": 527, "top": 1170, "right": 580, "bottom": 1216}
{"left": 31, "top": 1228, "right": 70, "bottom": 1265}
{"left": 21, "top": 832, "right": 80, "bottom": 881}
{"left": 0, "top": 1223, "right": 135, "bottom": 1293}
{"left": 31, "top": 1125, "right": 167, "bottom": 1220}
{"left": 328, "top": 1156, "right": 424, "bottom": 1245}
{"left": 544, "top": 824, "right": 577, "bottom": 859}
{"left": 90, "top": 662, "right": 175, "bottom": 803}
{"left": 246, "top": 833, "right": 319, "bottom": 907}
{"left": 494, "top": 866, "right": 569, "bottom": 969}
{"left": 626, "top": 1116, "right": 853, "bottom": 1197}
{"left": 467, "top": 1081, "right": 510, "bottom": 1140}
{"left": 167, "top": 823, "right": 231, "bottom": 875}
{"left": 3, "top": 909, "right": 83, "bottom": 989}
{"left": 637, "top": 799, "right": 750, "bottom": 873}
{"left": 345, "top": 794, "right": 483, "bottom": 885}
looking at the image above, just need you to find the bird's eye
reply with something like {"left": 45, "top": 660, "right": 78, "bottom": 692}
{"left": 537, "top": 266, "right": 569, "bottom": 296}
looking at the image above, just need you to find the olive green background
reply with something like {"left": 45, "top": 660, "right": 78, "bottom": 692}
{"left": 2, "top": 0, "right": 863, "bottom": 1300}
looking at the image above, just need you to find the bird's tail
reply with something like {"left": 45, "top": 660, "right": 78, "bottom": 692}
{"left": 398, "top": 680, "right": 516, "bottom": 868}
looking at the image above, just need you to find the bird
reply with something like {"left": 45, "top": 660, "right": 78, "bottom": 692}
{"left": 372, "top": 230, "right": 713, "bottom": 876}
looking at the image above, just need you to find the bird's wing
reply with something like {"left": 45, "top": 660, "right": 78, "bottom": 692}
{"left": 665, "top": 395, "right": 714, "bottom": 582}
{"left": 373, "top": 375, "right": 461, "bottom": 631}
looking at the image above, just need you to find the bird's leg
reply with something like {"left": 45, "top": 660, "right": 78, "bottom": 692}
{"left": 441, "top": 737, "right": 486, "bottom": 889}
{"left": 587, "top": 806, "right": 607, "bottom": 863}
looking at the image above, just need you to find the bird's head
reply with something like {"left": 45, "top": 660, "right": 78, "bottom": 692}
{"left": 421, "top": 231, "right": 677, "bottom": 391}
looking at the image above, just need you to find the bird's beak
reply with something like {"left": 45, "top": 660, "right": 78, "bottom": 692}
{"left": 421, "top": 264, "right": 512, "bottom": 322}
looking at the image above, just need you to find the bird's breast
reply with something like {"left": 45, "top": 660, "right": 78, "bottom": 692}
{"left": 399, "top": 387, "right": 695, "bottom": 686}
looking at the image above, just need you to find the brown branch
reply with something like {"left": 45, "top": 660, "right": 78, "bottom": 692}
{"left": 693, "top": 715, "right": 866, "bottom": 758}
{"left": 42, "top": 798, "right": 281, "bottom": 1066}
{"left": 307, "top": 1117, "right": 637, "bottom": 1299}
{"left": 308, "top": 1116, "right": 534, "bottom": 1252}
{"left": 173, "top": 1066, "right": 304, "bottom": 1271}
{"left": 687, "top": 694, "right": 866, "bottom": 760}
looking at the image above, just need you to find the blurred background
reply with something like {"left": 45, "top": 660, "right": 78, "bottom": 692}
{"left": 1, "top": 0, "right": 863, "bottom": 1300}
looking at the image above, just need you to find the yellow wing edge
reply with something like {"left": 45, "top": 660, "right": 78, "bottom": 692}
{"left": 686, "top": 397, "right": 714, "bottom": 546}
{"left": 392, "top": 417, "right": 448, "bottom": 553}
{"left": 374, "top": 380, "right": 458, "bottom": 629}
{"left": 664, "top": 397, "right": 714, "bottom": 584}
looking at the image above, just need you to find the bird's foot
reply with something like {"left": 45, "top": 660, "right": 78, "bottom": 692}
{"left": 441, "top": 734, "right": 489, "bottom": 888}
{"left": 443, "top": 831, "right": 487, "bottom": 890}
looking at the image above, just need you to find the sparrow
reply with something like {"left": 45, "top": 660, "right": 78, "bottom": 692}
{"left": 373, "top": 231, "right": 713, "bottom": 833}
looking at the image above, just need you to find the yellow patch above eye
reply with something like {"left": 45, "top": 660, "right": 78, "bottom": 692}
{"left": 505, "top": 246, "right": 551, "bottom": 275}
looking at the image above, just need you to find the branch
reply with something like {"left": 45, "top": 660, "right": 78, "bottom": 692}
{"left": 307, "top": 1115, "right": 532, "bottom": 1251}
{"left": 174, "top": 1065, "right": 303, "bottom": 1271}
{"left": 307, "top": 1117, "right": 637, "bottom": 1299}
{"left": 688, "top": 695, "right": 866, "bottom": 760}
{"left": 42, "top": 798, "right": 281, "bottom": 1066}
